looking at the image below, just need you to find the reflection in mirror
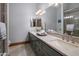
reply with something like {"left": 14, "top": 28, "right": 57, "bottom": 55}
{"left": 42, "top": 3, "right": 63, "bottom": 34}
{"left": 31, "top": 18, "right": 42, "bottom": 27}
{"left": 30, "top": 3, "right": 63, "bottom": 35}
{"left": 64, "top": 3, "right": 79, "bottom": 37}
{"left": 33, "top": 19, "right": 36, "bottom": 27}
{"left": 31, "top": 18, "right": 43, "bottom": 32}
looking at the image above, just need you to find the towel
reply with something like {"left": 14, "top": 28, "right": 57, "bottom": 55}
{"left": 66, "top": 24, "right": 75, "bottom": 31}
{"left": 0, "top": 22, "right": 6, "bottom": 40}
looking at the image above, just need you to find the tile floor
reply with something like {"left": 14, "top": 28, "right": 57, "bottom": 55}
{"left": 9, "top": 44, "right": 35, "bottom": 56}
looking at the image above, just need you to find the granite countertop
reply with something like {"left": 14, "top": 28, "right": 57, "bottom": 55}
{"left": 30, "top": 31, "right": 79, "bottom": 56}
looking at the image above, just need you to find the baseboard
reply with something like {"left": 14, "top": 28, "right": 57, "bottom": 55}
{"left": 9, "top": 41, "right": 30, "bottom": 47}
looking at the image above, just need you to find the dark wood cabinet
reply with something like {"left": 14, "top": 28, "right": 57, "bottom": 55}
{"left": 29, "top": 32, "right": 63, "bottom": 56}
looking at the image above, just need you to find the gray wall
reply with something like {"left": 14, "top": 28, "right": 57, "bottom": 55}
{"left": 42, "top": 5, "right": 57, "bottom": 32}
{"left": 64, "top": 3, "right": 79, "bottom": 36}
{"left": 9, "top": 3, "right": 37, "bottom": 43}
{"left": 42, "top": 4, "right": 63, "bottom": 34}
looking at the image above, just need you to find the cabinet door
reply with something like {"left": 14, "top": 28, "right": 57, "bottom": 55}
{"left": 41, "top": 41, "right": 62, "bottom": 56}
{"left": 38, "top": 40, "right": 48, "bottom": 56}
{"left": 29, "top": 33, "right": 33, "bottom": 48}
{"left": 34, "top": 39, "right": 42, "bottom": 56}
{"left": 29, "top": 33, "right": 36, "bottom": 46}
{"left": 29, "top": 33, "right": 37, "bottom": 54}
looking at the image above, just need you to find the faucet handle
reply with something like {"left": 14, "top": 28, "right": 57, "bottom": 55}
{"left": 62, "top": 33, "right": 69, "bottom": 42}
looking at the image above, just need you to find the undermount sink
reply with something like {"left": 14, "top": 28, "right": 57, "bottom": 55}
{"left": 44, "top": 36, "right": 79, "bottom": 47}
{"left": 54, "top": 39, "right": 79, "bottom": 47}
{"left": 36, "top": 32, "right": 47, "bottom": 36}
{"left": 43, "top": 35, "right": 60, "bottom": 41}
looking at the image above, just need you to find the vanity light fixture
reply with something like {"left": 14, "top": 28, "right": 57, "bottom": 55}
{"left": 36, "top": 9, "right": 42, "bottom": 15}
{"left": 36, "top": 9, "right": 46, "bottom": 16}
{"left": 70, "top": 16, "right": 73, "bottom": 18}
{"left": 39, "top": 10, "right": 46, "bottom": 16}
{"left": 36, "top": 3, "right": 59, "bottom": 16}
{"left": 64, "top": 15, "right": 74, "bottom": 19}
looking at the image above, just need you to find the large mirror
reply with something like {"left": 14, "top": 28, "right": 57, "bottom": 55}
{"left": 42, "top": 3, "right": 63, "bottom": 34}
{"left": 30, "top": 3, "right": 63, "bottom": 34}
{"left": 64, "top": 3, "right": 79, "bottom": 37}
{"left": 30, "top": 3, "right": 79, "bottom": 37}
{"left": 41, "top": 3, "right": 79, "bottom": 37}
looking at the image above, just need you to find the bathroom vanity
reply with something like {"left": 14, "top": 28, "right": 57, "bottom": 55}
{"left": 29, "top": 32, "right": 63, "bottom": 56}
{"left": 29, "top": 31, "right": 79, "bottom": 56}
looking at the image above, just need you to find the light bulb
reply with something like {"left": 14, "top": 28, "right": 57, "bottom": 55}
{"left": 39, "top": 10, "right": 46, "bottom": 16}
{"left": 36, "top": 9, "right": 42, "bottom": 15}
